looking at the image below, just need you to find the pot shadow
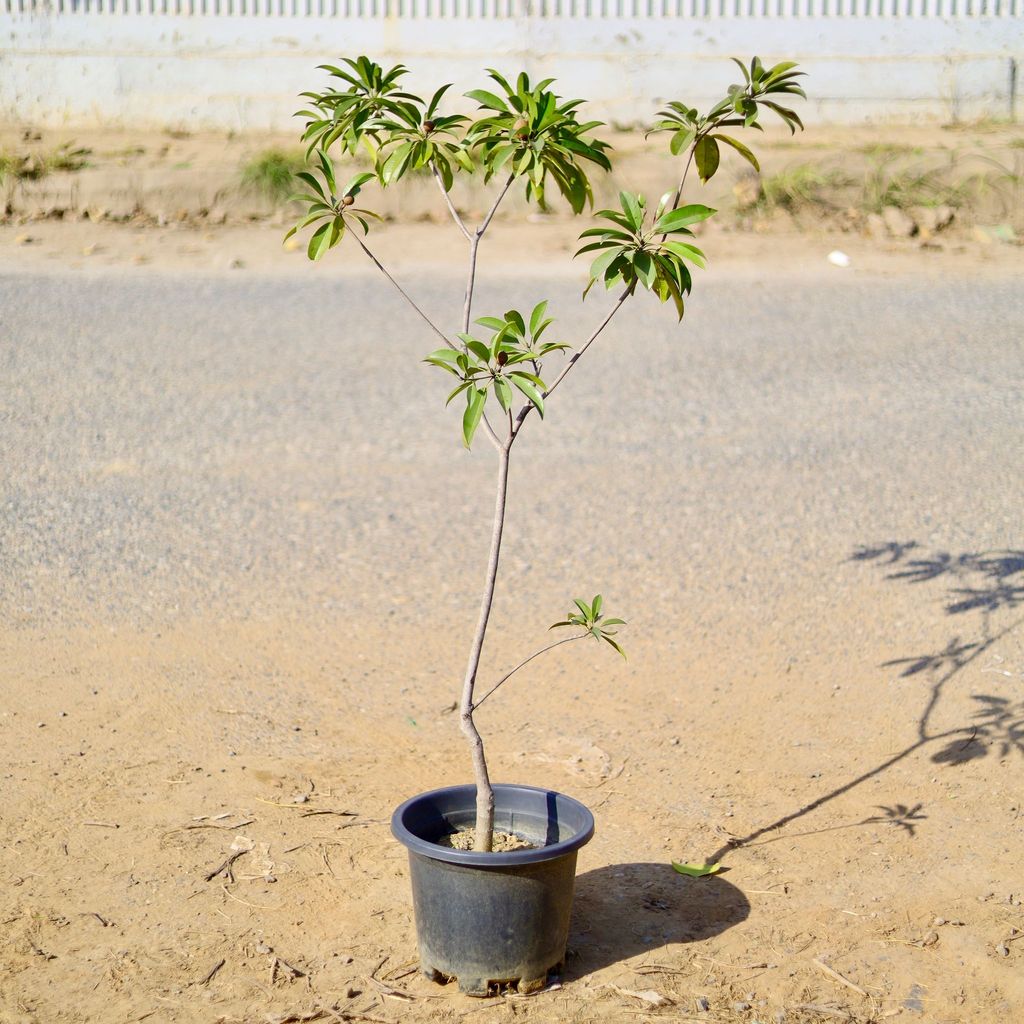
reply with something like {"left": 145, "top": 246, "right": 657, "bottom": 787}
{"left": 565, "top": 862, "right": 749, "bottom": 979}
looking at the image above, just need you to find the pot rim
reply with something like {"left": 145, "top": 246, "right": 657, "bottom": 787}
{"left": 391, "top": 783, "right": 595, "bottom": 867}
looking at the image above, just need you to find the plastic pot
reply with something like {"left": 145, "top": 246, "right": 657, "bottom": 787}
{"left": 390, "top": 783, "right": 595, "bottom": 995}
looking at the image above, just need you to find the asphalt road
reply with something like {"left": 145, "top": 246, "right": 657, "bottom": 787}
{"left": 2, "top": 268, "right": 1021, "bottom": 635}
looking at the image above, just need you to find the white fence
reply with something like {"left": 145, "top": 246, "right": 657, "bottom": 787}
{"left": 3, "top": 0, "right": 1022, "bottom": 14}
{"left": 1, "top": 3, "right": 1021, "bottom": 127}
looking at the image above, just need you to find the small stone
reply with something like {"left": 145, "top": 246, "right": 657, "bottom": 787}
{"left": 255, "top": 941, "right": 273, "bottom": 954}
{"left": 14, "top": 233, "right": 34, "bottom": 245}
{"left": 207, "top": 206, "right": 228, "bottom": 225}
{"left": 882, "top": 206, "right": 917, "bottom": 238}
{"left": 911, "top": 204, "right": 954, "bottom": 233}
{"left": 733, "top": 1002, "right": 751, "bottom": 1012}
{"left": 695, "top": 996, "right": 710, "bottom": 1012}
{"left": 921, "top": 930, "right": 939, "bottom": 946}
{"left": 827, "top": 249, "right": 850, "bottom": 268}
{"left": 227, "top": 257, "right": 244, "bottom": 270}
{"left": 996, "top": 943, "right": 1010, "bottom": 957}
{"left": 865, "top": 213, "right": 887, "bottom": 240}
{"left": 933, "top": 916, "right": 946, "bottom": 926}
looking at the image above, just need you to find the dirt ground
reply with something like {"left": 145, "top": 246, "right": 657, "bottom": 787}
{"left": 2, "top": 123, "right": 1024, "bottom": 1024}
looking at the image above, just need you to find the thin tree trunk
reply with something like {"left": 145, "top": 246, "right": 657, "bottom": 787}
{"left": 460, "top": 444, "right": 511, "bottom": 851}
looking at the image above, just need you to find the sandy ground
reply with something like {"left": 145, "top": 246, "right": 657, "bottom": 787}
{"left": 1, "top": 202, "right": 1023, "bottom": 1024}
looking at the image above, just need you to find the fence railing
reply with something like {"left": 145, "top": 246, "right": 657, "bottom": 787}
{"left": 3, "top": 0, "right": 1020, "bottom": 15}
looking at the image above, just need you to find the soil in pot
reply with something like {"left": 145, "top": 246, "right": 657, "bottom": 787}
{"left": 439, "top": 829, "right": 536, "bottom": 852}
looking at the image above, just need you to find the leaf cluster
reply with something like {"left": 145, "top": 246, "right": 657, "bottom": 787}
{"left": 375, "top": 83, "right": 473, "bottom": 190}
{"left": 576, "top": 191, "right": 714, "bottom": 320}
{"left": 297, "top": 57, "right": 422, "bottom": 157}
{"left": 424, "top": 302, "right": 567, "bottom": 448}
{"left": 550, "top": 594, "right": 626, "bottom": 658}
{"left": 283, "top": 152, "right": 379, "bottom": 261}
{"left": 464, "top": 70, "right": 611, "bottom": 213}
{"left": 649, "top": 57, "right": 805, "bottom": 183}
{"left": 290, "top": 57, "right": 615, "bottom": 256}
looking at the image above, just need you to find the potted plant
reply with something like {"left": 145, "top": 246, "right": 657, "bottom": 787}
{"left": 288, "top": 55, "right": 806, "bottom": 995}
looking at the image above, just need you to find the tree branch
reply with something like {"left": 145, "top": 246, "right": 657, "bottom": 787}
{"left": 462, "top": 174, "right": 516, "bottom": 334}
{"left": 430, "top": 161, "right": 473, "bottom": 242}
{"left": 460, "top": 443, "right": 512, "bottom": 851}
{"left": 669, "top": 146, "right": 698, "bottom": 215}
{"left": 473, "top": 635, "right": 583, "bottom": 712}
{"left": 352, "top": 233, "right": 454, "bottom": 350}
{"left": 511, "top": 285, "right": 633, "bottom": 439}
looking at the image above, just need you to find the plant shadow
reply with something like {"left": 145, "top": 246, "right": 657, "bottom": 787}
{"left": 702, "top": 541, "right": 1024, "bottom": 864}
{"left": 565, "top": 862, "right": 749, "bottom": 979}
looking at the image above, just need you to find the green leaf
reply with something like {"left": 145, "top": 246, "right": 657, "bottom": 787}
{"left": 462, "top": 387, "right": 487, "bottom": 448}
{"left": 307, "top": 219, "right": 334, "bottom": 261}
{"left": 381, "top": 142, "right": 413, "bottom": 186}
{"left": 694, "top": 136, "right": 721, "bottom": 184}
{"left": 573, "top": 597, "right": 592, "bottom": 619}
{"left": 296, "top": 171, "right": 327, "bottom": 201}
{"left": 445, "top": 380, "right": 472, "bottom": 406}
{"left": 465, "top": 89, "right": 509, "bottom": 112}
{"left": 493, "top": 376, "right": 513, "bottom": 412}
{"left": 670, "top": 127, "right": 696, "bottom": 156}
{"left": 602, "top": 635, "right": 627, "bottom": 659}
{"left": 591, "top": 594, "right": 603, "bottom": 617}
{"left": 619, "top": 191, "right": 644, "bottom": 232}
{"left": 529, "top": 300, "right": 549, "bottom": 337}
{"left": 713, "top": 133, "right": 760, "bottom": 172}
{"left": 655, "top": 204, "right": 717, "bottom": 233}
{"left": 343, "top": 170, "right": 376, "bottom": 196}
{"left": 475, "top": 316, "right": 507, "bottom": 333}
{"left": 317, "top": 149, "right": 337, "bottom": 194}
{"left": 466, "top": 340, "right": 492, "bottom": 363}
{"left": 671, "top": 862, "right": 722, "bottom": 878}
{"left": 662, "top": 240, "right": 707, "bottom": 269}
{"left": 509, "top": 375, "right": 545, "bottom": 417}
{"left": 587, "top": 245, "right": 627, "bottom": 283}
{"left": 633, "top": 251, "right": 656, "bottom": 289}
{"left": 504, "top": 309, "right": 526, "bottom": 336}
{"left": 425, "top": 347, "right": 461, "bottom": 364}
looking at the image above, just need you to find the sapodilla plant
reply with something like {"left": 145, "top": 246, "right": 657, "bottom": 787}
{"left": 289, "top": 56, "right": 806, "bottom": 851}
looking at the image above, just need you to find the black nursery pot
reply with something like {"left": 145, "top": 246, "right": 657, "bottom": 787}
{"left": 390, "top": 783, "right": 595, "bottom": 996}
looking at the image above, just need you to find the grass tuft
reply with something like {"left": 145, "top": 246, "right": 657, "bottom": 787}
{"left": 240, "top": 149, "right": 307, "bottom": 204}
{"left": 861, "top": 155, "right": 968, "bottom": 213}
{"left": 0, "top": 142, "right": 91, "bottom": 184}
{"left": 753, "top": 163, "right": 854, "bottom": 214}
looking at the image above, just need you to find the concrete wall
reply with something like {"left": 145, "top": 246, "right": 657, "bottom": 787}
{"left": 1, "top": 10, "right": 1021, "bottom": 128}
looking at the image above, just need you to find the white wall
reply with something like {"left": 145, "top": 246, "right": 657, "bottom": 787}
{"left": 1, "top": 10, "right": 1021, "bottom": 128}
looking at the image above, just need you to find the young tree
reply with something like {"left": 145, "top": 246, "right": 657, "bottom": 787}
{"left": 289, "top": 56, "right": 806, "bottom": 850}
